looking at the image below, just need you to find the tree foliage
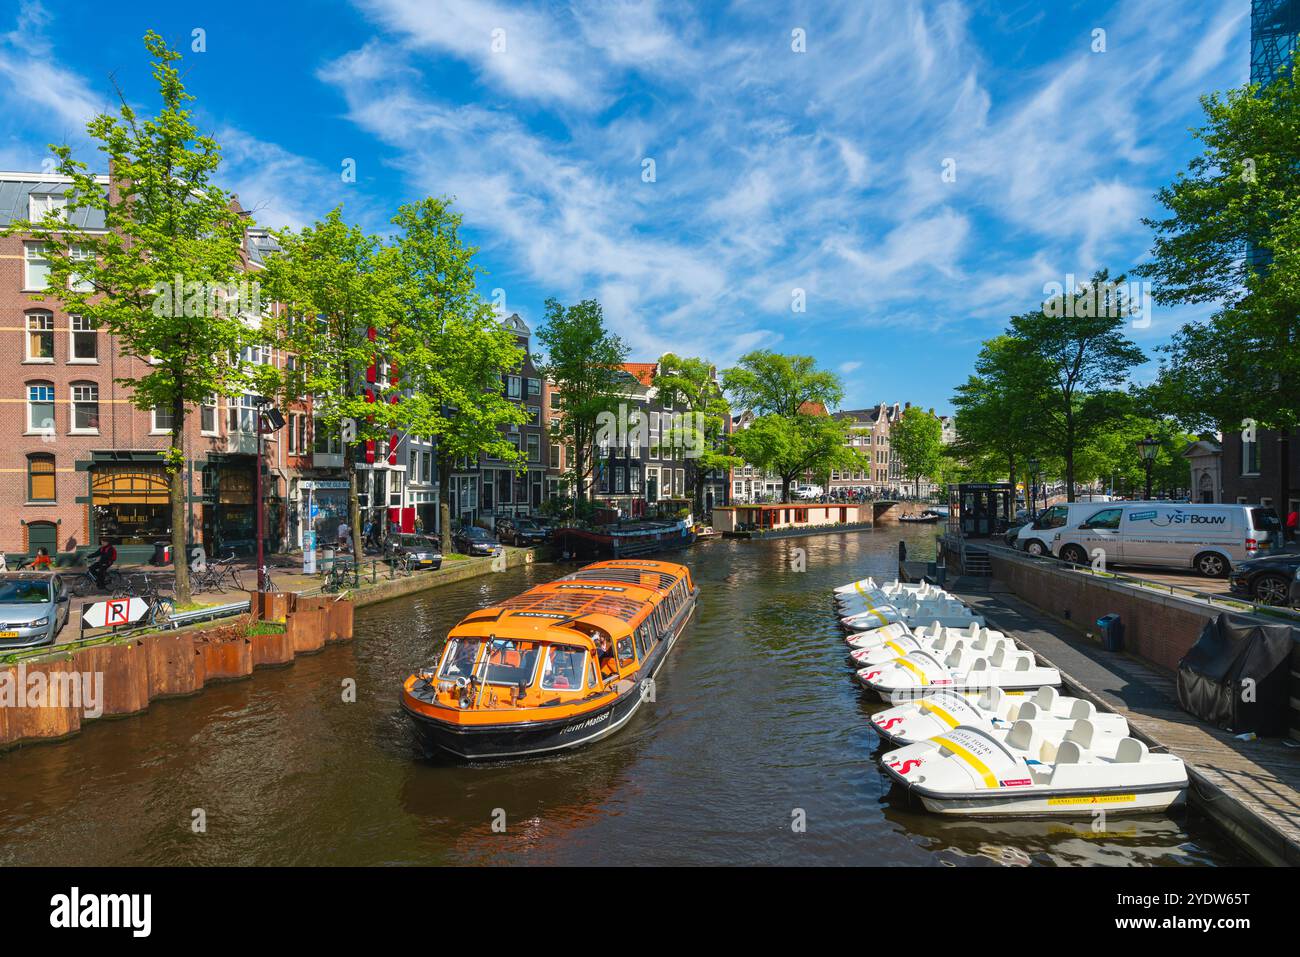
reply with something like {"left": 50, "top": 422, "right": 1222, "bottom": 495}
{"left": 890, "top": 407, "right": 945, "bottom": 497}
{"left": 653, "top": 354, "right": 740, "bottom": 515}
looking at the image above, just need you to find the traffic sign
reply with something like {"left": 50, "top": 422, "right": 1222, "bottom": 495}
{"left": 82, "top": 597, "right": 148, "bottom": 629}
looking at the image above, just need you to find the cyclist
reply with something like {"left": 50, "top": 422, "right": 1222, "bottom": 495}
{"left": 88, "top": 541, "right": 118, "bottom": 589}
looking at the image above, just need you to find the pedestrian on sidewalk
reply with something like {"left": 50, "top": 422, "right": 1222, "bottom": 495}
{"left": 1286, "top": 507, "right": 1297, "bottom": 544}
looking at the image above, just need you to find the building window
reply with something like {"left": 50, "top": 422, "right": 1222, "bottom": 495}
{"left": 527, "top": 433, "right": 541, "bottom": 462}
{"left": 630, "top": 468, "right": 641, "bottom": 494}
{"left": 506, "top": 375, "right": 522, "bottom": 399}
{"left": 27, "top": 383, "right": 55, "bottom": 432}
{"left": 153, "top": 404, "right": 176, "bottom": 434}
{"left": 1241, "top": 435, "right": 1260, "bottom": 475}
{"left": 70, "top": 382, "right": 99, "bottom": 433}
{"left": 615, "top": 468, "right": 626, "bottom": 494}
{"left": 201, "top": 396, "right": 219, "bottom": 435}
{"left": 23, "top": 243, "right": 51, "bottom": 290}
{"left": 69, "top": 245, "right": 94, "bottom": 292}
{"left": 28, "top": 193, "right": 66, "bottom": 221}
{"left": 228, "top": 394, "right": 257, "bottom": 433}
{"left": 549, "top": 444, "right": 561, "bottom": 469}
{"left": 527, "top": 405, "right": 541, "bottom": 425}
{"left": 549, "top": 391, "right": 561, "bottom": 410}
{"left": 527, "top": 377, "right": 541, "bottom": 397}
{"left": 69, "top": 314, "right": 97, "bottom": 361}
{"left": 421, "top": 451, "right": 431, "bottom": 482}
{"left": 25, "top": 311, "right": 54, "bottom": 361}
{"left": 27, "top": 454, "right": 56, "bottom": 502}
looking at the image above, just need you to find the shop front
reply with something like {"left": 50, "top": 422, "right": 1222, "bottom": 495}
{"left": 299, "top": 480, "right": 350, "bottom": 548}
{"left": 201, "top": 457, "right": 282, "bottom": 557}
{"left": 88, "top": 459, "right": 172, "bottom": 558}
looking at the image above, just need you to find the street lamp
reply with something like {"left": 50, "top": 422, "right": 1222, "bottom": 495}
{"left": 254, "top": 397, "right": 285, "bottom": 592}
{"left": 1027, "top": 457, "right": 1040, "bottom": 520}
{"left": 1137, "top": 434, "right": 1160, "bottom": 501}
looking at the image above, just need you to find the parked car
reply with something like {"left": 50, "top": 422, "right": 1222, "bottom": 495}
{"left": 495, "top": 517, "right": 549, "bottom": 547}
{"left": 389, "top": 534, "right": 443, "bottom": 571}
{"left": 1228, "top": 547, "right": 1300, "bottom": 605}
{"left": 1290, "top": 562, "right": 1300, "bottom": 609}
{"left": 1014, "top": 502, "right": 1111, "bottom": 557}
{"left": 0, "top": 573, "right": 71, "bottom": 649}
{"left": 1049, "top": 503, "right": 1282, "bottom": 577}
{"left": 453, "top": 525, "right": 502, "bottom": 557}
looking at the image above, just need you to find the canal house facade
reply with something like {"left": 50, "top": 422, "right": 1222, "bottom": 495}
{"left": 0, "top": 170, "right": 311, "bottom": 562}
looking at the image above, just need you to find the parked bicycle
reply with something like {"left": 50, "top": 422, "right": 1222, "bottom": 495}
{"left": 257, "top": 565, "right": 279, "bottom": 593}
{"left": 323, "top": 559, "right": 359, "bottom": 594}
{"left": 192, "top": 553, "right": 244, "bottom": 594}
{"left": 125, "top": 572, "right": 175, "bottom": 628}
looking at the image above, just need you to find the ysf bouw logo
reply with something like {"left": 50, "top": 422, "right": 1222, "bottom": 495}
{"left": 50, "top": 887, "right": 151, "bottom": 937}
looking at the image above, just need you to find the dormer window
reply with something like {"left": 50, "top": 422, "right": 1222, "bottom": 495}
{"left": 29, "top": 193, "right": 66, "bottom": 221}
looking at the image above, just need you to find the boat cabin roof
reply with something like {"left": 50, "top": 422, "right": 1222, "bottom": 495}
{"left": 447, "top": 560, "right": 693, "bottom": 650}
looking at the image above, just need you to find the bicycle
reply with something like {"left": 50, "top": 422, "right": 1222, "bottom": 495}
{"left": 68, "top": 566, "right": 128, "bottom": 598}
{"left": 127, "top": 572, "right": 175, "bottom": 628}
{"left": 193, "top": 554, "right": 243, "bottom": 593}
{"left": 323, "top": 559, "right": 359, "bottom": 594}
{"left": 256, "top": 564, "right": 279, "bottom": 593}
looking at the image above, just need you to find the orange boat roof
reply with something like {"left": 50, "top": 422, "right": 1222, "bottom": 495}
{"left": 447, "top": 559, "right": 693, "bottom": 648}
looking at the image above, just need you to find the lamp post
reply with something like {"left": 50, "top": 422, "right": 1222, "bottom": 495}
{"left": 1137, "top": 434, "right": 1160, "bottom": 501}
{"left": 1027, "top": 457, "right": 1040, "bottom": 520}
{"left": 254, "top": 397, "right": 286, "bottom": 592}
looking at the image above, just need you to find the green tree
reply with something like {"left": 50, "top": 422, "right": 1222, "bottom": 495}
{"left": 1136, "top": 60, "right": 1300, "bottom": 511}
{"left": 721, "top": 351, "right": 843, "bottom": 418}
{"left": 652, "top": 354, "right": 741, "bottom": 516}
{"left": 890, "top": 407, "right": 945, "bottom": 499}
{"left": 730, "top": 412, "right": 863, "bottom": 502}
{"left": 536, "top": 299, "right": 627, "bottom": 505}
{"left": 387, "top": 198, "right": 527, "bottom": 554}
{"left": 948, "top": 336, "right": 1055, "bottom": 490}
{"left": 5, "top": 33, "right": 253, "bottom": 602}
{"left": 1009, "top": 271, "right": 1146, "bottom": 501}
{"left": 262, "top": 208, "right": 406, "bottom": 566}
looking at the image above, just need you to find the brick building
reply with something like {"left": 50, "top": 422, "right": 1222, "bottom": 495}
{"left": 0, "top": 170, "right": 306, "bottom": 562}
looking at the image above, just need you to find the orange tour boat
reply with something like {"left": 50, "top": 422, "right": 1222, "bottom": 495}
{"left": 401, "top": 559, "right": 698, "bottom": 760}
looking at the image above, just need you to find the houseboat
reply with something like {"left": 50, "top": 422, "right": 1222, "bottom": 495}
{"left": 400, "top": 559, "right": 699, "bottom": 760}
{"left": 553, "top": 519, "right": 695, "bottom": 559}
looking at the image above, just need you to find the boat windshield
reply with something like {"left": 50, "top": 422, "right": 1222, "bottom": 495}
{"left": 438, "top": 638, "right": 482, "bottom": 680}
{"left": 482, "top": 639, "right": 540, "bottom": 686}
{"left": 540, "top": 646, "right": 587, "bottom": 691}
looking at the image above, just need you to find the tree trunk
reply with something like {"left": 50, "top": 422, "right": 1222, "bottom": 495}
{"left": 347, "top": 449, "right": 362, "bottom": 568}
{"left": 439, "top": 456, "right": 454, "bottom": 555}
{"left": 169, "top": 394, "right": 191, "bottom": 604}
{"left": 1064, "top": 420, "right": 1076, "bottom": 503}
{"left": 781, "top": 475, "right": 792, "bottom": 502}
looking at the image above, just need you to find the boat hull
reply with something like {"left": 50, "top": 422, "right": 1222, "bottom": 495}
{"left": 404, "top": 589, "right": 697, "bottom": 761}
{"left": 908, "top": 783, "right": 1187, "bottom": 818}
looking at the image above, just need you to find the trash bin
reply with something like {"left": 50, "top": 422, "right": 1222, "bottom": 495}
{"left": 150, "top": 542, "right": 171, "bottom": 566}
{"left": 321, "top": 546, "right": 335, "bottom": 575}
{"left": 1096, "top": 613, "right": 1124, "bottom": 652}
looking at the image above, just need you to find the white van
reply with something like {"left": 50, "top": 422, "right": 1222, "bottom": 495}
{"left": 1015, "top": 502, "right": 1111, "bottom": 557}
{"left": 1048, "top": 503, "right": 1281, "bottom": 577}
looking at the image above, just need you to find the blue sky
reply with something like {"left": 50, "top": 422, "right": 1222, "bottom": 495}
{"left": 0, "top": 0, "right": 1252, "bottom": 413}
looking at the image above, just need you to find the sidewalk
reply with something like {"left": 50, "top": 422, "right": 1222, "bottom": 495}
{"left": 949, "top": 575, "right": 1300, "bottom": 867}
{"left": 55, "top": 547, "right": 535, "bottom": 644}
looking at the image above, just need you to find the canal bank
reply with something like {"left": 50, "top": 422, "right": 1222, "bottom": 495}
{"left": 0, "top": 547, "right": 544, "bottom": 753}
{"left": 930, "top": 547, "right": 1300, "bottom": 867}
{"left": 0, "top": 527, "right": 1246, "bottom": 866}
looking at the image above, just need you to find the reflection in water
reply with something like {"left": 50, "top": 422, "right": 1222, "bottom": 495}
{"left": 0, "top": 527, "right": 1246, "bottom": 865}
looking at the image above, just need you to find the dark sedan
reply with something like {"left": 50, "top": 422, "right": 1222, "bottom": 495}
{"left": 495, "top": 517, "right": 549, "bottom": 547}
{"left": 389, "top": 534, "right": 443, "bottom": 570}
{"left": 453, "top": 525, "right": 502, "bottom": 557}
{"left": 1228, "top": 547, "right": 1300, "bottom": 606}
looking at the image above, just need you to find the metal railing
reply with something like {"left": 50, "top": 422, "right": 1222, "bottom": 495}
{"left": 163, "top": 600, "right": 252, "bottom": 629}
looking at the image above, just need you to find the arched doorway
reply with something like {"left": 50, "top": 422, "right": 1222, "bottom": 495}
{"left": 1198, "top": 472, "right": 1215, "bottom": 504}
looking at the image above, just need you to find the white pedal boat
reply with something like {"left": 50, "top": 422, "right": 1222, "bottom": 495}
{"left": 856, "top": 646, "right": 1061, "bottom": 704}
{"left": 843, "top": 621, "right": 998, "bottom": 651}
{"left": 833, "top": 577, "right": 938, "bottom": 599}
{"left": 880, "top": 719, "right": 1187, "bottom": 817}
{"left": 870, "top": 686, "right": 1130, "bottom": 746}
{"left": 849, "top": 631, "right": 1019, "bottom": 668}
{"left": 844, "top": 621, "right": 915, "bottom": 651}
{"left": 840, "top": 602, "right": 983, "bottom": 633}
{"left": 835, "top": 586, "right": 952, "bottom": 615}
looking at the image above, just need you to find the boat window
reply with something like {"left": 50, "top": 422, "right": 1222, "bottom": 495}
{"left": 438, "top": 638, "right": 483, "bottom": 680}
{"left": 616, "top": 635, "right": 637, "bottom": 668}
{"left": 589, "top": 658, "right": 599, "bottom": 688}
{"left": 634, "top": 625, "right": 652, "bottom": 658}
{"left": 482, "top": 639, "right": 541, "bottom": 686}
{"left": 540, "top": 646, "right": 587, "bottom": 691}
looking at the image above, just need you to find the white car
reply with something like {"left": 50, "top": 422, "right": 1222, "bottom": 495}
{"left": 793, "top": 485, "right": 824, "bottom": 499}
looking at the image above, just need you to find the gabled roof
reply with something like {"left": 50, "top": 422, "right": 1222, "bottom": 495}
{"left": 0, "top": 173, "right": 108, "bottom": 230}
{"left": 620, "top": 362, "right": 659, "bottom": 387}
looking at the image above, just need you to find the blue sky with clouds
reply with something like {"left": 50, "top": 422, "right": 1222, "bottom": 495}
{"left": 0, "top": 0, "right": 1252, "bottom": 413}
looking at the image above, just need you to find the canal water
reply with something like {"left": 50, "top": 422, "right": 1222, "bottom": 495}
{"left": 0, "top": 527, "right": 1246, "bottom": 865}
